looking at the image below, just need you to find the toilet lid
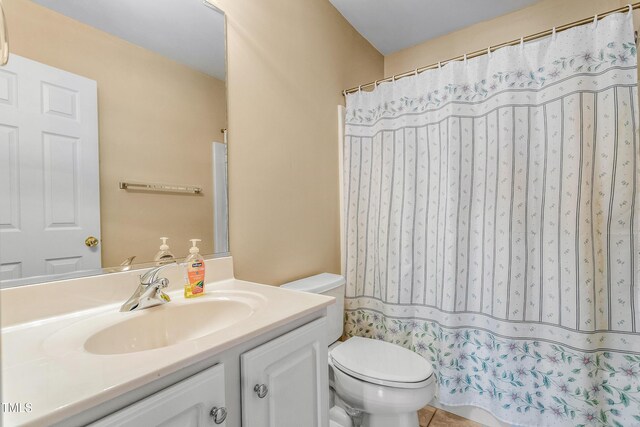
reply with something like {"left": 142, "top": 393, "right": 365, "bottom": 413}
{"left": 329, "top": 337, "right": 433, "bottom": 389}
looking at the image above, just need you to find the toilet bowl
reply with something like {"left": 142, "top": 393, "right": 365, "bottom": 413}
{"left": 282, "top": 274, "right": 436, "bottom": 427}
{"left": 329, "top": 337, "right": 435, "bottom": 427}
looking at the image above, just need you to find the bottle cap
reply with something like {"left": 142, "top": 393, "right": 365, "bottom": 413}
{"left": 189, "top": 239, "right": 201, "bottom": 254}
{"left": 160, "top": 237, "right": 169, "bottom": 251}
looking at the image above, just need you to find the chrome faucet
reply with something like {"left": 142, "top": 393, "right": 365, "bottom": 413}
{"left": 120, "top": 262, "right": 176, "bottom": 312}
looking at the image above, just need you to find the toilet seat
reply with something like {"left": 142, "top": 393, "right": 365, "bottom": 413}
{"left": 329, "top": 337, "right": 434, "bottom": 389}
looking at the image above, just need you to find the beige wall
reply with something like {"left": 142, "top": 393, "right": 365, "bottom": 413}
{"left": 385, "top": 0, "right": 634, "bottom": 76}
{"left": 214, "top": 0, "right": 384, "bottom": 284}
{"left": 5, "top": 0, "right": 227, "bottom": 267}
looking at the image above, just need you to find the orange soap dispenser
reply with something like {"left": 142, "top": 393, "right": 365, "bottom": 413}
{"left": 184, "top": 239, "right": 205, "bottom": 298}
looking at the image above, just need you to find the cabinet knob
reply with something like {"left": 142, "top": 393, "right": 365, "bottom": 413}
{"left": 254, "top": 383, "right": 268, "bottom": 398}
{"left": 210, "top": 406, "right": 227, "bottom": 424}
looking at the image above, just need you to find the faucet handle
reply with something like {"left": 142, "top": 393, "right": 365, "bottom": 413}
{"left": 140, "top": 262, "right": 176, "bottom": 286}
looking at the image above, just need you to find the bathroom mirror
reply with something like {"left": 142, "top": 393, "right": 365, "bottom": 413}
{"left": 0, "top": 0, "right": 228, "bottom": 287}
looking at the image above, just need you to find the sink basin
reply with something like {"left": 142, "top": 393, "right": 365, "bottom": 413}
{"left": 41, "top": 290, "right": 267, "bottom": 357}
{"left": 85, "top": 298, "right": 257, "bottom": 355}
{"left": 84, "top": 300, "right": 254, "bottom": 354}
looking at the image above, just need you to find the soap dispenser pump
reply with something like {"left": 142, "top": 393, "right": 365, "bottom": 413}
{"left": 184, "top": 239, "right": 205, "bottom": 298}
{"left": 154, "top": 237, "right": 175, "bottom": 265}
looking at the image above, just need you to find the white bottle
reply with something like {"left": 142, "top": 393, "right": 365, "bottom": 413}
{"left": 154, "top": 237, "right": 175, "bottom": 265}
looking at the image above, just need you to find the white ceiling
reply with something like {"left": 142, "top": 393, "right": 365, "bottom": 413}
{"left": 33, "top": 0, "right": 226, "bottom": 80}
{"left": 329, "top": 0, "right": 540, "bottom": 55}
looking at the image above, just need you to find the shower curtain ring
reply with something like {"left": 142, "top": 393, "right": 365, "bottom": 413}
{"left": 628, "top": 4, "right": 634, "bottom": 15}
{"left": 414, "top": 68, "right": 418, "bottom": 76}
{"left": 463, "top": 53, "right": 468, "bottom": 64}
{"left": 552, "top": 27, "right": 557, "bottom": 40}
{"left": 520, "top": 36, "right": 524, "bottom": 49}
{"left": 487, "top": 46, "right": 491, "bottom": 57}
{"left": 593, "top": 13, "right": 598, "bottom": 27}
{"left": 358, "top": 85, "right": 362, "bottom": 93}
{"left": 438, "top": 61, "right": 442, "bottom": 69}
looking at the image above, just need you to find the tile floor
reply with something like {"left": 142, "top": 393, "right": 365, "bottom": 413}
{"left": 419, "top": 405, "right": 482, "bottom": 427}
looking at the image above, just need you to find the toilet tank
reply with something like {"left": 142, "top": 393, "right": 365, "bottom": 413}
{"left": 281, "top": 273, "right": 345, "bottom": 344}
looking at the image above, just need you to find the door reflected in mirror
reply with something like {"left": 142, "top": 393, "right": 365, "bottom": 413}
{"left": 0, "top": 0, "right": 228, "bottom": 287}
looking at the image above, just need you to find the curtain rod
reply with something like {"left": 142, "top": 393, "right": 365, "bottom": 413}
{"left": 342, "top": 2, "right": 640, "bottom": 96}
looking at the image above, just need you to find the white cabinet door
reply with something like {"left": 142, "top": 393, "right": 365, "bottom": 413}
{"left": 0, "top": 54, "right": 101, "bottom": 284}
{"left": 91, "top": 364, "right": 227, "bottom": 427}
{"left": 241, "top": 317, "right": 328, "bottom": 427}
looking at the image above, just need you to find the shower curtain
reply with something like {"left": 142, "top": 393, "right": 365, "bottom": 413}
{"left": 343, "top": 12, "right": 639, "bottom": 427}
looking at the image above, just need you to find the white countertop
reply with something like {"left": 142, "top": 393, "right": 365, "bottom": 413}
{"left": 0, "top": 258, "right": 334, "bottom": 427}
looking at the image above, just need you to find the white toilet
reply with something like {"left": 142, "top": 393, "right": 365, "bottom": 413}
{"left": 282, "top": 273, "right": 436, "bottom": 427}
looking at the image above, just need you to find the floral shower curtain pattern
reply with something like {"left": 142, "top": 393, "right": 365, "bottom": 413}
{"left": 343, "top": 12, "right": 639, "bottom": 427}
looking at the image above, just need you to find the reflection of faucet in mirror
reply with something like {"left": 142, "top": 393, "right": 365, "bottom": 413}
{"left": 120, "top": 262, "right": 176, "bottom": 312}
{"left": 104, "top": 256, "right": 136, "bottom": 273}
{"left": 119, "top": 256, "right": 137, "bottom": 271}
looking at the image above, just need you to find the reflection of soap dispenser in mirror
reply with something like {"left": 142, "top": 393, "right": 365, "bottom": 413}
{"left": 184, "top": 239, "right": 205, "bottom": 298}
{"left": 154, "top": 237, "right": 175, "bottom": 265}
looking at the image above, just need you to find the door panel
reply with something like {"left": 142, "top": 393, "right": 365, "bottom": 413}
{"left": 43, "top": 132, "right": 80, "bottom": 228}
{"left": 0, "top": 69, "right": 17, "bottom": 107}
{"left": 0, "top": 124, "right": 19, "bottom": 230}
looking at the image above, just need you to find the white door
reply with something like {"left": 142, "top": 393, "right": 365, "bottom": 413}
{"left": 0, "top": 54, "right": 100, "bottom": 284}
{"left": 241, "top": 318, "right": 329, "bottom": 427}
{"left": 90, "top": 364, "right": 227, "bottom": 427}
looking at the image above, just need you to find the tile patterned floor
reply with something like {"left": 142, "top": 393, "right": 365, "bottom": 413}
{"left": 419, "top": 405, "right": 482, "bottom": 427}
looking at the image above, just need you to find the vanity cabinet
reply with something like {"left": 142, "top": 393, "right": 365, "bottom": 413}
{"left": 90, "top": 364, "right": 227, "bottom": 427}
{"left": 241, "top": 317, "right": 328, "bottom": 427}
{"left": 86, "top": 317, "right": 327, "bottom": 427}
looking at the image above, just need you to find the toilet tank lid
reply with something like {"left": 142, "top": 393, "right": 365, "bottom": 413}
{"left": 281, "top": 273, "right": 345, "bottom": 294}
